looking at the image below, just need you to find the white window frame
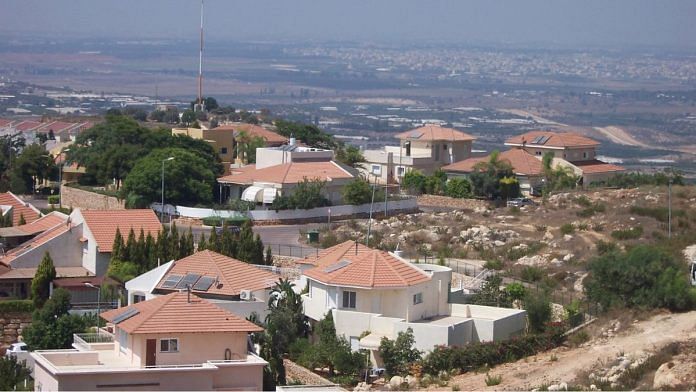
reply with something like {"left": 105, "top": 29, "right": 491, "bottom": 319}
{"left": 342, "top": 290, "right": 356, "bottom": 309}
{"left": 371, "top": 165, "right": 382, "bottom": 175}
{"left": 160, "top": 338, "right": 179, "bottom": 353}
{"left": 413, "top": 292, "right": 423, "bottom": 305}
{"left": 117, "top": 328, "right": 128, "bottom": 354}
{"left": 397, "top": 166, "right": 406, "bottom": 176}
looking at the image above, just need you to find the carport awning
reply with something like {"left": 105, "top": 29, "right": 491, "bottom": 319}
{"left": 359, "top": 333, "right": 392, "bottom": 350}
{"left": 241, "top": 186, "right": 263, "bottom": 202}
{"left": 262, "top": 188, "right": 277, "bottom": 204}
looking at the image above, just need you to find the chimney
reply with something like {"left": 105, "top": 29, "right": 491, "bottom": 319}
{"left": 355, "top": 241, "right": 358, "bottom": 255}
{"left": 289, "top": 133, "right": 296, "bottom": 146}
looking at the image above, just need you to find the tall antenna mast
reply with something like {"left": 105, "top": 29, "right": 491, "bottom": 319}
{"left": 197, "top": 0, "right": 204, "bottom": 110}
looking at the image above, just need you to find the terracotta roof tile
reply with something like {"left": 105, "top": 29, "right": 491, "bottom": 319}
{"left": 0, "top": 119, "right": 15, "bottom": 128}
{"left": 13, "top": 121, "right": 42, "bottom": 132}
{"left": 13, "top": 211, "right": 68, "bottom": 236}
{"left": 443, "top": 149, "right": 544, "bottom": 176}
{"left": 156, "top": 250, "right": 278, "bottom": 296}
{"left": 395, "top": 125, "right": 475, "bottom": 142}
{"left": 505, "top": 131, "right": 600, "bottom": 148}
{"left": 101, "top": 291, "right": 264, "bottom": 334}
{"left": 304, "top": 243, "right": 430, "bottom": 288}
{"left": 297, "top": 240, "right": 372, "bottom": 266}
{"left": 218, "top": 161, "right": 354, "bottom": 185}
{"left": 573, "top": 159, "right": 626, "bottom": 174}
{"left": 0, "top": 224, "right": 72, "bottom": 266}
{"left": 215, "top": 123, "right": 287, "bottom": 144}
{"left": 0, "top": 266, "right": 92, "bottom": 280}
{"left": 80, "top": 209, "right": 161, "bottom": 253}
{"left": 0, "top": 192, "right": 42, "bottom": 226}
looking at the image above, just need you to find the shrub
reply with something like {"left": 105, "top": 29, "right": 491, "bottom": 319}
{"left": 560, "top": 223, "right": 575, "bottom": 235}
{"left": 485, "top": 373, "right": 502, "bottom": 386}
{"left": 342, "top": 178, "right": 374, "bottom": 205}
{"left": 445, "top": 178, "right": 473, "bottom": 198}
{"left": 521, "top": 266, "right": 543, "bottom": 282}
{"left": 524, "top": 291, "right": 552, "bottom": 333}
{"left": 0, "top": 300, "right": 34, "bottom": 313}
{"left": 47, "top": 195, "right": 60, "bottom": 205}
{"left": 585, "top": 245, "right": 696, "bottom": 311}
{"left": 378, "top": 328, "right": 422, "bottom": 377}
{"left": 201, "top": 216, "right": 250, "bottom": 227}
{"left": 610, "top": 226, "right": 643, "bottom": 240}
{"left": 484, "top": 259, "right": 503, "bottom": 270}
{"left": 574, "top": 195, "right": 592, "bottom": 207}
{"left": 629, "top": 205, "right": 684, "bottom": 223}
{"left": 568, "top": 330, "right": 590, "bottom": 347}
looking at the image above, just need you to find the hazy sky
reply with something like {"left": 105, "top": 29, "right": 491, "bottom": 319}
{"left": 2, "top": 0, "right": 696, "bottom": 48}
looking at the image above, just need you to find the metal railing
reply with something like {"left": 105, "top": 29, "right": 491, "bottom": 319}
{"left": 71, "top": 301, "right": 119, "bottom": 310}
{"left": 267, "top": 243, "right": 320, "bottom": 258}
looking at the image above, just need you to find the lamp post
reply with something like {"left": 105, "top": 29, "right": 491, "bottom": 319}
{"left": 84, "top": 282, "right": 101, "bottom": 335}
{"left": 161, "top": 157, "right": 175, "bottom": 222}
{"left": 58, "top": 148, "right": 70, "bottom": 208}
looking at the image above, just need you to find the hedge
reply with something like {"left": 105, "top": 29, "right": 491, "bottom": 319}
{"left": 201, "top": 216, "right": 250, "bottom": 227}
{"left": 421, "top": 325, "right": 565, "bottom": 376}
{"left": 0, "top": 300, "right": 34, "bottom": 313}
{"left": 47, "top": 195, "right": 60, "bottom": 205}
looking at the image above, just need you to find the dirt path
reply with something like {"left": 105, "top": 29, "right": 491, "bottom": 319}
{"left": 445, "top": 310, "right": 696, "bottom": 391}
{"left": 593, "top": 126, "right": 648, "bottom": 148}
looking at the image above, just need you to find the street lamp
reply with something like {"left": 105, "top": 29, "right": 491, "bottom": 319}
{"left": 58, "top": 148, "right": 70, "bottom": 208}
{"left": 161, "top": 157, "right": 175, "bottom": 222}
{"left": 84, "top": 282, "right": 101, "bottom": 335}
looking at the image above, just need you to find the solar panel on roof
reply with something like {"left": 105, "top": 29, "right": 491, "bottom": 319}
{"left": 112, "top": 307, "right": 140, "bottom": 324}
{"left": 409, "top": 131, "right": 422, "bottom": 139}
{"left": 324, "top": 259, "right": 351, "bottom": 273}
{"left": 192, "top": 276, "right": 215, "bottom": 292}
{"left": 531, "top": 136, "right": 543, "bottom": 144}
{"left": 176, "top": 273, "right": 202, "bottom": 289}
{"left": 161, "top": 274, "right": 183, "bottom": 289}
{"left": 538, "top": 135, "right": 551, "bottom": 145}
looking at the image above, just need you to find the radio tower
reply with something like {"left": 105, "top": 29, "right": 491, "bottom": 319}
{"left": 196, "top": 0, "right": 205, "bottom": 111}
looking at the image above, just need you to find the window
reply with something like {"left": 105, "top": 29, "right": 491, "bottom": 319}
{"left": 371, "top": 165, "right": 382, "bottom": 175}
{"left": 413, "top": 292, "right": 423, "bottom": 305}
{"left": 133, "top": 294, "right": 146, "bottom": 304}
{"left": 220, "top": 147, "right": 228, "bottom": 154}
{"left": 342, "top": 291, "right": 356, "bottom": 309}
{"left": 118, "top": 328, "right": 128, "bottom": 354}
{"left": 443, "top": 144, "right": 448, "bottom": 150}
{"left": 160, "top": 338, "right": 179, "bottom": 353}
{"left": 535, "top": 151, "right": 542, "bottom": 156}
{"left": 583, "top": 152, "right": 587, "bottom": 159}
{"left": 397, "top": 166, "right": 406, "bottom": 176}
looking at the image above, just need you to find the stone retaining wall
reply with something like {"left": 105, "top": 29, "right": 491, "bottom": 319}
{"left": 61, "top": 186, "right": 125, "bottom": 210}
{"left": 0, "top": 312, "right": 32, "bottom": 352}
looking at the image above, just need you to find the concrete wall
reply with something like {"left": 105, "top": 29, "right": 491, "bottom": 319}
{"left": 451, "top": 304, "right": 527, "bottom": 342}
{"left": 61, "top": 186, "right": 125, "bottom": 211}
{"left": 520, "top": 147, "right": 596, "bottom": 162}
{"left": 131, "top": 332, "right": 248, "bottom": 366}
{"left": 10, "top": 225, "right": 84, "bottom": 270}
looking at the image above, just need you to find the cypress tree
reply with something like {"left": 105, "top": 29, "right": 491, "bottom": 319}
{"left": 184, "top": 227, "right": 195, "bottom": 257}
{"left": 124, "top": 228, "right": 136, "bottom": 263}
{"left": 252, "top": 233, "right": 264, "bottom": 265}
{"left": 111, "top": 228, "right": 124, "bottom": 261}
{"left": 31, "top": 252, "right": 56, "bottom": 308}
{"left": 197, "top": 232, "right": 207, "bottom": 252}
{"left": 265, "top": 245, "right": 273, "bottom": 266}
{"left": 18, "top": 213, "right": 26, "bottom": 225}
{"left": 157, "top": 228, "right": 170, "bottom": 264}
{"left": 208, "top": 227, "right": 220, "bottom": 253}
{"left": 169, "top": 223, "right": 180, "bottom": 260}
{"left": 133, "top": 229, "right": 146, "bottom": 271}
{"left": 144, "top": 232, "right": 156, "bottom": 270}
{"left": 237, "top": 221, "right": 255, "bottom": 263}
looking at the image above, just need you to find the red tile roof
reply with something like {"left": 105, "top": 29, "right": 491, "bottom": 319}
{"left": 0, "top": 224, "right": 72, "bottom": 267}
{"left": 80, "top": 209, "right": 161, "bottom": 253}
{"left": 395, "top": 125, "right": 475, "bottom": 142}
{"left": 304, "top": 243, "right": 430, "bottom": 288}
{"left": 573, "top": 160, "right": 626, "bottom": 174}
{"left": 0, "top": 119, "right": 15, "bottom": 128}
{"left": 505, "top": 131, "right": 600, "bottom": 148}
{"left": 297, "top": 240, "right": 372, "bottom": 266}
{"left": 218, "top": 161, "right": 354, "bottom": 185}
{"left": 101, "top": 291, "right": 264, "bottom": 334}
{"left": 215, "top": 123, "right": 288, "bottom": 144}
{"left": 443, "top": 149, "right": 544, "bottom": 176}
{"left": 0, "top": 192, "right": 42, "bottom": 226}
{"left": 13, "top": 211, "right": 68, "bottom": 236}
{"left": 156, "top": 250, "right": 278, "bottom": 296}
{"left": 13, "top": 121, "right": 43, "bottom": 132}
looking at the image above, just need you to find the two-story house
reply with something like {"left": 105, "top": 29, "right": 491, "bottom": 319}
{"left": 301, "top": 241, "right": 526, "bottom": 366}
{"left": 125, "top": 250, "right": 279, "bottom": 319}
{"left": 504, "top": 131, "right": 625, "bottom": 186}
{"left": 360, "top": 125, "right": 476, "bottom": 184}
{"left": 32, "top": 291, "right": 266, "bottom": 391}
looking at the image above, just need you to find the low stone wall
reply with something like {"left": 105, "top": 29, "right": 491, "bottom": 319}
{"left": 61, "top": 186, "right": 125, "bottom": 210}
{"left": 0, "top": 312, "right": 32, "bottom": 352}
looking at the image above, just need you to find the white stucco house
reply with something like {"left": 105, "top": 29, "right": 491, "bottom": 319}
{"left": 125, "top": 250, "right": 279, "bottom": 319}
{"left": 300, "top": 241, "right": 526, "bottom": 365}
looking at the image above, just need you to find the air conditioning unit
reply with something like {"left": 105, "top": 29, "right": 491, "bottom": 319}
{"left": 240, "top": 290, "right": 252, "bottom": 301}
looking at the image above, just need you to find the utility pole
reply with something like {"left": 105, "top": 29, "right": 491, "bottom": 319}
{"left": 366, "top": 177, "right": 377, "bottom": 247}
{"left": 668, "top": 175, "right": 673, "bottom": 239}
{"left": 197, "top": 0, "right": 205, "bottom": 110}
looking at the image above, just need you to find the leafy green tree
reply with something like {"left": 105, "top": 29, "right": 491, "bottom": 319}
{"left": 334, "top": 145, "right": 365, "bottom": 168}
{"left": 524, "top": 291, "right": 552, "bottom": 334}
{"left": 236, "top": 131, "right": 267, "bottom": 164}
{"left": 445, "top": 177, "right": 472, "bottom": 198}
{"left": 31, "top": 252, "right": 56, "bottom": 308}
{"left": 0, "top": 355, "right": 31, "bottom": 390}
{"left": 378, "top": 328, "right": 421, "bottom": 377}
{"left": 585, "top": 245, "right": 696, "bottom": 311}
{"left": 469, "top": 150, "right": 516, "bottom": 199}
{"left": 470, "top": 275, "right": 511, "bottom": 307}
{"left": 7, "top": 143, "right": 56, "bottom": 194}
{"left": 342, "top": 178, "right": 373, "bottom": 205}
{"left": 181, "top": 109, "right": 197, "bottom": 125}
{"left": 272, "top": 178, "right": 330, "bottom": 210}
{"left": 121, "top": 147, "right": 216, "bottom": 208}
{"left": 124, "top": 228, "right": 136, "bottom": 263}
{"left": 402, "top": 170, "right": 427, "bottom": 194}
{"left": 111, "top": 228, "right": 124, "bottom": 260}
{"left": 424, "top": 169, "right": 447, "bottom": 195}
{"left": 0, "top": 133, "right": 26, "bottom": 192}
{"left": 23, "top": 288, "right": 87, "bottom": 350}
{"left": 274, "top": 120, "right": 337, "bottom": 150}
{"left": 499, "top": 176, "right": 521, "bottom": 200}
{"left": 265, "top": 245, "right": 273, "bottom": 266}
{"left": 197, "top": 232, "right": 208, "bottom": 252}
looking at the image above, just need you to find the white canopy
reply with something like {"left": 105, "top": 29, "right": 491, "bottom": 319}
{"left": 241, "top": 186, "right": 263, "bottom": 203}
{"left": 262, "top": 188, "right": 277, "bottom": 204}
